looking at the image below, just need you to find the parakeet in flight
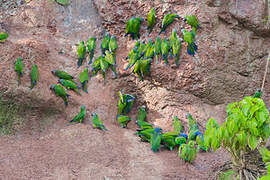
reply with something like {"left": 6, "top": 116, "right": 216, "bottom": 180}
{"left": 91, "top": 112, "right": 108, "bottom": 131}
{"left": 50, "top": 84, "right": 70, "bottom": 107}
{"left": 15, "top": 57, "right": 23, "bottom": 86}
{"left": 30, "top": 64, "right": 39, "bottom": 89}
{"left": 77, "top": 41, "right": 86, "bottom": 67}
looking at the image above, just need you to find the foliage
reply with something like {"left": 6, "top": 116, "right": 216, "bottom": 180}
{"left": 204, "top": 96, "right": 270, "bottom": 178}
{"left": 55, "top": 0, "right": 68, "bottom": 6}
{"left": 258, "top": 147, "right": 270, "bottom": 180}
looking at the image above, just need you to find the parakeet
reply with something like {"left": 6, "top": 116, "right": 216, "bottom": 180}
{"left": 178, "top": 141, "right": 197, "bottom": 163}
{"left": 161, "top": 38, "right": 170, "bottom": 65}
{"left": 172, "top": 37, "right": 182, "bottom": 66}
{"left": 161, "top": 135, "right": 176, "bottom": 151}
{"left": 173, "top": 116, "right": 183, "bottom": 133}
{"left": 79, "top": 68, "right": 89, "bottom": 93}
{"left": 125, "top": 49, "right": 139, "bottom": 70}
{"left": 68, "top": 105, "right": 86, "bottom": 125}
{"left": 186, "top": 113, "right": 199, "bottom": 131}
{"left": 101, "top": 32, "right": 110, "bottom": 55}
{"left": 154, "top": 36, "right": 161, "bottom": 64}
{"left": 0, "top": 33, "right": 8, "bottom": 43}
{"left": 133, "top": 59, "right": 143, "bottom": 80}
{"left": 51, "top": 70, "right": 73, "bottom": 80}
{"left": 132, "top": 17, "right": 143, "bottom": 40}
{"left": 77, "top": 41, "right": 86, "bottom": 67}
{"left": 125, "top": 17, "right": 135, "bottom": 39}
{"left": 50, "top": 84, "right": 70, "bottom": 107}
{"left": 139, "top": 59, "right": 151, "bottom": 80}
{"left": 182, "top": 29, "right": 197, "bottom": 56}
{"left": 159, "top": 13, "right": 179, "bottom": 35}
{"left": 137, "top": 106, "right": 147, "bottom": 122}
{"left": 91, "top": 56, "right": 103, "bottom": 76}
{"left": 118, "top": 91, "right": 135, "bottom": 115}
{"left": 116, "top": 115, "right": 131, "bottom": 128}
{"left": 253, "top": 88, "right": 262, "bottom": 98}
{"left": 104, "top": 50, "right": 117, "bottom": 76}
{"left": 151, "top": 128, "right": 162, "bottom": 152}
{"left": 109, "top": 35, "right": 118, "bottom": 56}
{"left": 144, "top": 45, "right": 155, "bottom": 60}
{"left": 147, "top": 8, "right": 156, "bottom": 34}
{"left": 58, "top": 79, "right": 81, "bottom": 95}
{"left": 86, "top": 37, "right": 96, "bottom": 64}
{"left": 15, "top": 57, "right": 23, "bottom": 86}
{"left": 196, "top": 133, "right": 207, "bottom": 152}
{"left": 100, "top": 57, "right": 109, "bottom": 85}
{"left": 184, "top": 15, "right": 200, "bottom": 31}
{"left": 30, "top": 64, "right": 39, "bottom": 89}
{"left": 91, "top": 112, "right": 108, "bottom": 131}
{"left": 137, "top": 120, "right": 153, "bottom": 130}
{"left": 134, "top": 128, "right": 154, "bottom": 142}
{"left": 175, "top": 134, "right": 188, "bottom": 146}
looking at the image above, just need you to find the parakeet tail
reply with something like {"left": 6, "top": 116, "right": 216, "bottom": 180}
{"left": 82, "top": 81, "right": 88, "bottom": 93}
{"left": 64, "top": 101, "right": 68, "bottom": 107}
{"left": 74, "top": 89, "right": 82, "bottom": 96}
{"left": 77, "top": 58, "right": 83, "bottom": 68}
{"left": 100, "top": 124, "right": 108, "bottom": 131}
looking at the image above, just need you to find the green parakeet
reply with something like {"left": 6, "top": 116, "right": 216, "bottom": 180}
{"left": 0, "top": 33, "right": 8, "bottom": 43}
{"left": 175, "top": 135, "right": 187, "bottom": 146}
{"left": 154, "top": 36, "right": 161, "bottom": 64}
{"left": 118, "top": 91, "right": 135, "bottom": 115}
{"left": 137, "top": 106, "right": 147, "bottom": 122}
{"left": 58, "top": 79, "right": 81, "bottom": 95}
{"left": 125, "top": 17, "right": 134, "bottom": 39}
{"left": 15, "top": 57, "right": 23, "bottom": 86}
{"left": 109, "top": 35, "right": 118, "bottom": 55}
{"left": 116, "top": 115, "right": 131, "bottom": 128}
{"left": 91, "top": 56, "right": 102, "bottom": 76}
{"left": 144, "top": 45, "right": 155, "bottom": 60}
{"left": 77, "top": 41, "right": 86, "bottom": 67}
{"left": 172, "top": 37, "right": 182, "bottom": 66}
{"left": 173, "top": 116, "right": 183, "bottom": 133}
{"left": 79, "top": 68, "right": 89, "bottom": 93}
{"left": 50, "top": 84, "right": 70, "bottom": 107}
{"left": 91, "top": 112, "right": 108, "bottom": 131}
{"left": 132, "top": 17, "right": 143, "bottom": 40}
{"left": 86, "top": 37, "right": 96, "bottom": 64}
{"left": 137, "top": 120, "right": 153, "bottom": 130}
{"left": 182, "top": 29, "right": 197, "bottom": 56}
{"left": 101, "top": 32, "right": 110, "bottom": 55}
{"left": 52, "top": 70, "right": 79, "bottom": 85}
{"left": 134, "top": 128, "right": 154, "bottom": 142}
{"left": 161, "top": 135, "right": 176, "bottom": 151}
{"left": 139, "top": 59, "right": 151, "bottom": 80}
{"left": 253, "top": 88, "right": 262, "bottom": 98}
{"left": 104, "top": 50, "right": 117, "bottom": 76}
{"left": 185, "top": 15, "right": 200, "bottom": 31}
{"left": 178, "top": 141, "right": 197, "bottom": 163}
{"left": 133, "top": 59, "right": 143, "bottom": 80}
{"left": 30, "top": 64, "right": 39, "bottom": 89}
{"left": 125, "top": 49, "right": 139, "bottom": 70}
{"left": 100, "top": 57, "right": 109, "bottom": 85}
{"left": 147, "top": 8, "right": 156, "bottom": 34}
{"left": 159, "top": 13, "right": 179, "bottom": 35}
{"left": 68, "top": 105, "right": 86, "bottom": 125}
{"left": 151, "top": 128, "right": 162, "bottom": 152}
{"left": 161, "top": 38, "right": 169, "bottom": 65}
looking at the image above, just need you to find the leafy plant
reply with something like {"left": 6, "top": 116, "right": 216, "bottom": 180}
{"left": 55, "top": 0, "right": 68, "bottom": 6}
{"left": 258, "top": 147, "right": 270, "bottom": 180}
{"left": 204, "top": 96, "right": 270, "bottom": 179}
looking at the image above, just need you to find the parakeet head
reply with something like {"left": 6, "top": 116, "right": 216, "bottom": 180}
{"left": 181, "top": 29, "right": 187, "bottom": 34}
{"left": 111, "top": 35, "right": 115, "bottom": 39}
{"left": 141, "top": 105, "right": 146, "bottom": 110}
{"left": 51, "top": 70, "right": 56, "bottom": 75}
{"left": 186, "top": 113, "right": 192, "bottom": 119}
{"left": 179, "top": 133, "right": 188, "bottom": 139}
{"left": 91, "top": 112, "right": 97, "bottom": 117}
{"left": 257, "top": 88, "right": 261, "bottom": 92}
{"left": 58, "top": 79, "right": 64, "bottom": 84}
{"left": 49, "top": 84, "right": 56, "bottom": 90}
{"left": 81, "top": 105, "right": 85, "bottom": 109}
{"left": 154, "top": 127, "right": 162, "bottom": 134}
{"left": 194, "top": 131, "right": 202, "bottom": 137}
{"left": 17, "top": 57, "right": 23, "bottom": 61}
{"left": 116, "top": 114, "right": 120, "bottom": 120}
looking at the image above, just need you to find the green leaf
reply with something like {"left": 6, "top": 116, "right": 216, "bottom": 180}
{"left": 56, "top": 0, "right": 68, "bottom": 6}
{"left": 248, "top": 135, "right": 258, "bottom": 150}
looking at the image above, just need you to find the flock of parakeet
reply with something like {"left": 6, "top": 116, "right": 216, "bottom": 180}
{"left": 1, "top": 7, "right": 204, "bottom": 163}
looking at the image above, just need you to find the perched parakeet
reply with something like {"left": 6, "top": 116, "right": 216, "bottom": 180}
{"left": 58, "top": 79, "right": 81, "bottom": 95}
{"left": 68, "top": 105, "right": 86, "bottom": 125}
{"left": 134, "top": 128, "right": 154, "bottom": 142}
{"left": 144, "top": 45, "right": 155, "bottom": 60}
{"left": 139, "top": 59, "right": 151, "bottom": 80}
{"left": 125, "top": 49, "right": 139, "bottom": 70}
{"left": 101, "top": 32, "right": 110, "bottom": 55}
{"left": 0, "top": 33, "right": 8, "bottom": 43}
{"left": 91, "top": 112, "right": 108, "bottom": 131}
{"left": 118, "top": 91, "right": 135, "bottom": 115}
{"left": 91, "top": 56, "right": 103, "bottom": 76}
{"left": 188, "top": 129, "right": 202, "bottom": 141}
{"left": 151, "top": 128, "right": 162, "bottom": 152}
{"left": 196, "top": 133, "right": 207, "bottom": 152}
{"left": 51, "top": 70, "right": 73, "bottom": 80}
{"left": 182, "top": 29, "right": 197, "bottom": 56}
{"left": 79, "top": 68, "right": 89, "bottom": 93}
{"left": 15, "top": 57, "right": 23, "bottom": 86}
{"left": 125, "top": 17, "right": 135, "bottom": 39}
{"left": 161, "top": 38, "right": 170, "bottom": 65}
{"left": 253, "top": 88, "right": 262, "bottom": 98}
{"left": 154, "top": 36, "right": 161, "bottom": 64}
{"left": 161, "top": 135, "right": 176, "bottom": 151}
{"left": 185, "top": 15, "right": 200, "bottom": 31}
{"left": 77, "top": 41, "right": 86, "bottom": 67}
{"left": 172, "top": 37, "right": 182, "bottom": 66}
{"left": 30, "top": 64, "right": 39, "bottom": 89}
{"left": 178, "top": 141, "right": 197, "bottom": 163}
{"left": 100, "top": 57, "right": 109, "bottom": 85}
{"left": 109, "top": 35, "right": 118, "bottom": 55}
{"left": 86, "top": 37, "right": 96, "bottom": 64}
{"left": 133, "top": 59, "right": 143, "bottom": 80}
{"left": 137, "top": 120, "right": 153, "bottom": 130}
{"left": 159, "top": 13, "right": 179, "bottom": 35}
{"left": 116, "top": 115, "right": 131, "bottom": 128}
{"left": 132, "top": 17, "right": 144, "bottom": 40}
{"left": 138, "top": 40, "right": 146, "bottom": 56}
{"left": 175, "top": 134, "right": 188, "bottom": 146}
{"left": 186, "top": 113, "right": 198, "bottom": 131}
{"left": 173, "top": 116, "right": 183, "bottom": 133}
{"left": 50, "top": 84, "right": 70, "bottom": 107}
{"left": 104, "top": 50, "right": 117, "bottom": 76}
{"left": 147, "top": 8, "right": 156, "bottom": 34}
{"left": 137, "top": 106, "right": 147, "bottom": 122}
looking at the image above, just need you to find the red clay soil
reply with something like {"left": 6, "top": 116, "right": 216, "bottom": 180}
{"left": 0, "top": 0, "right": 235, "bottom": 179}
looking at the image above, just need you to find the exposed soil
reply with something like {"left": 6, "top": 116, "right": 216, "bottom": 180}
{"left": 1, "top": 0, "right": 269, "bottom": 179}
